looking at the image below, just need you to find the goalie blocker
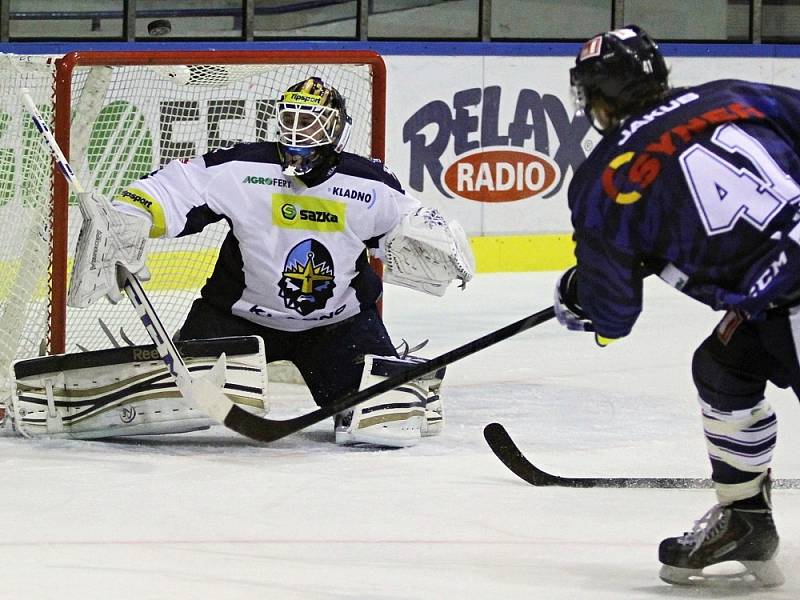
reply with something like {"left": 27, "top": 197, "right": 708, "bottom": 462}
{"left": 68, "top": 191, "right": 152, "bottom": 307}
{"left": 8, "top": 336, "right": 267, "bottom": 439}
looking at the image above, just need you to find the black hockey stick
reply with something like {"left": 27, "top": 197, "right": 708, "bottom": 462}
{"left": 221, "top": 307, "right": 557, "bottom": 443}
{"left": 484, "top": 422, "right": 800, "bottom": 489}
{"left": 484, "top": 422, "right": 711, "bottom": 488}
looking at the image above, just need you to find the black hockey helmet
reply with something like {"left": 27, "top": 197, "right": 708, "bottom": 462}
{"left": 570, "top": 25, "right": 669, "bottom": 132}
{"left": 276, "top": 77, "right": 352, "bottom": 177}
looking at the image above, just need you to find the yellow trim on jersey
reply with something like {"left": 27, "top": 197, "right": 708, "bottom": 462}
{"left": 608, "top": 152, "right": 642, "bottom": 205}
{"left": 115, "top": 187, "right": 168, "bottom": 238}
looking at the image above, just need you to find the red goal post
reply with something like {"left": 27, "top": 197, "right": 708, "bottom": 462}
{"left": 0, "top": 50, "right": 386, "bottom": 395}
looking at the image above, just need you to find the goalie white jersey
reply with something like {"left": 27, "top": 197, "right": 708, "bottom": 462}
{"left": 116, "top": 144, "right": 420, "bottom": 332}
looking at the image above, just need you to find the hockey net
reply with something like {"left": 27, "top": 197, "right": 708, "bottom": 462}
{"left": 0, "top": 50, "right": 385, "bottom": 399}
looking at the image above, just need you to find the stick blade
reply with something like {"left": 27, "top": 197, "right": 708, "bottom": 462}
{"left": 483, "top": 422, "right": 575, "bottom": 486}
{"left": 483, "top": 422, "right": 716, "bottom": 489}
{"left": 223, "top": 404, "right": 328, "bottom": 443}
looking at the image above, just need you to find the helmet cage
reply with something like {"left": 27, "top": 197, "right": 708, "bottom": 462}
{"left": 276, "top": 79, "right": 352, "bottom": 176}
{"left": 277, "top": 95, "right": 342, "bottom": 149}
{"left": 569, "top": 67, "right": 590, "bottom": 113}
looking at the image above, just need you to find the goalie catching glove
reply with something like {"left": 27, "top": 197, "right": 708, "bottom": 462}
{"left": 381, "top": 207, "right": 475, "bottom": 296}
{"left": 68, "top": 192, "right": 152, "bottom": 308}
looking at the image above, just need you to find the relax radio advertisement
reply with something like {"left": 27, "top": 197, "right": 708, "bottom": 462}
{"left": 382, "top": 53, "right": 786, "bottom": 271}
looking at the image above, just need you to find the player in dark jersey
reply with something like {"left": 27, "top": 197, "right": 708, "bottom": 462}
{"left": 554, "top": 25, "right": 800, "bottom": 587}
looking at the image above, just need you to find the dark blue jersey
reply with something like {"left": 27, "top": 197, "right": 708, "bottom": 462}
{"left": 570, "top": 79, "right": 800, "bottom": 339}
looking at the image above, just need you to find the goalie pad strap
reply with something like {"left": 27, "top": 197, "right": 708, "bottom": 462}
{"left": 369, "top": 355, "right": 446, "bottom": 384}
{"left": 13, "top": 337, "right": 262, "bottom": 378}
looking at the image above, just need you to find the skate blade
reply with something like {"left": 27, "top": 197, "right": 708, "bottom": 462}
{"left": 659, "top": 559, "right": 785, "bottom": 588}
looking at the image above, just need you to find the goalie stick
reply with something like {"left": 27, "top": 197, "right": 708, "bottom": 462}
{"left": 220, "top": 307, "right": 557, "bottom": 442}
{"left": 483, "top": 422, "right": 800, "bottom": 489}
{"left": 21, "top": 88, "right": 234, "bottom": 427}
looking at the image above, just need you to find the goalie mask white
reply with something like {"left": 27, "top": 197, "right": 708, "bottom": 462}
{"left": 276, "top": 77, "right": 351, "bottom": 176}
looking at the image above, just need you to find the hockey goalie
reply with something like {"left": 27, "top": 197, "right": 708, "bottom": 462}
{"left": 7, "top": 76, "right": 474, "bottom": 447}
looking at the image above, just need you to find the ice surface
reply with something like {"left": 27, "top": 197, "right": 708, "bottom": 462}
{"left": 4, "top": 272, "right": 800, "bottom": 599}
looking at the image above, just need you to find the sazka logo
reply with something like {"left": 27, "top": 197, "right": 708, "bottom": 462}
{"left": 402, "top": 86, "right": 591, "bottom": 202}
{"left": 278, "top": 239, "right": 336, "bottom": 316}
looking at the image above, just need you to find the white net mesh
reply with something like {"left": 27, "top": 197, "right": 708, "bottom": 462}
{"left": 0, "top": 52, "right": 381, "bottom": 396}
{"left": 0, "top": 55, "right": 56, "bottom": 398}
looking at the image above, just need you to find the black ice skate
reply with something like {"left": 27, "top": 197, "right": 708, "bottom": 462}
{"left": 658, "top": 474, "right": 783, "bottom": 587}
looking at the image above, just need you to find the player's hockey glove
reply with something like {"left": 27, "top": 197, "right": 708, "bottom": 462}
{"left": 554, "top": 266, "right": 592, "bottom": 331}
{"left": 554, "top": 266, "right": 616, "bottom": 347}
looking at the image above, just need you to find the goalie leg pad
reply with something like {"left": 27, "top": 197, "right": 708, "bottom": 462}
{"left": 9, "top": 336, "right": 267, "bottom": 440}
{"left": 396, "top": 354, "right": 446, "bottom": 437}
{"left": 335, "top": 355, "right": 427, "bottom": 447}
{"left": 334, "top": 354, "right": 447, "bottom": 446}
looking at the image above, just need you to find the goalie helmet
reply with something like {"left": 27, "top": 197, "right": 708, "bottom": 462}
{"left": 276, "top": 77, "right": 352, "bottom": 177}
{"left": 570, "top": 24, "right": 669, "bottom": 133}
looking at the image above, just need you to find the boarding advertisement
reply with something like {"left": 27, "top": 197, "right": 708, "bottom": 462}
{"left": 384, "top": 53, "right": 783, "bottom": 242}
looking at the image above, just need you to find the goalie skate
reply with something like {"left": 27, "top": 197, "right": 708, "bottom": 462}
{"left": 658, "top": 474, "right": 783, "bottom": 587}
